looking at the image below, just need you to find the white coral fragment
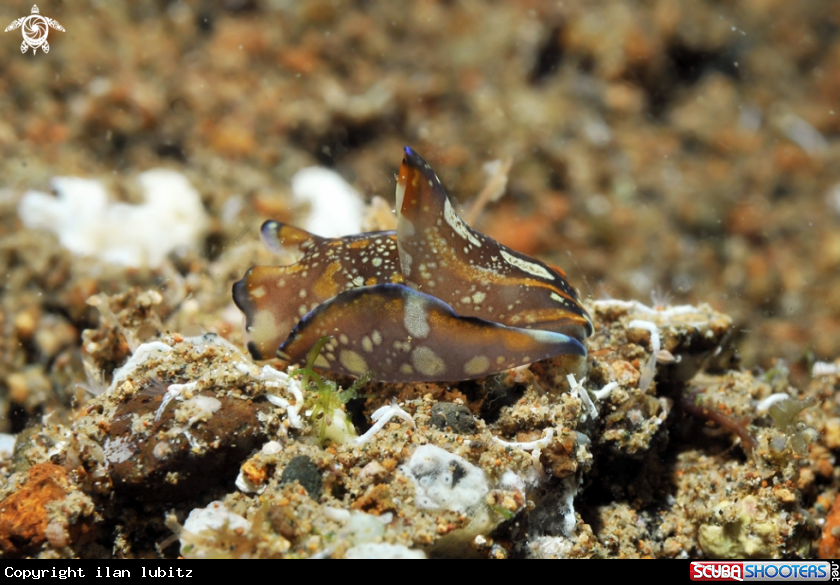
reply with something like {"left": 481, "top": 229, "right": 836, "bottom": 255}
{"left": 18, "top": 169, "right": 208, "bottom": 268}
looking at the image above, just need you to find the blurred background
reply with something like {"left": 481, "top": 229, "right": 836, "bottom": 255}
{"left": 2, "top": 0, "right": 840, "bottom": 426}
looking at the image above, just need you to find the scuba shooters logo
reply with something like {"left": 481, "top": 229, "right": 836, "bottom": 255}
{"left": 691, "top": 563, "right": 744, "bottom": 582}
{"left": 690, "top": 561, "right": 837, "bottom": 582}
{"left": 5, "top": 5, "right": 65, "bottom": 54}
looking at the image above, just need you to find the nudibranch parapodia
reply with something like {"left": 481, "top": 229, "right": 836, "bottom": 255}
{"left": 232, "top": 147, "right": 593, "bottom": 382}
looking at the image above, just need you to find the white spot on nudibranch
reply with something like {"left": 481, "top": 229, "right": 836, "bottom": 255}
{"left": 395, "top": 181, "right": 407, "bottom": 213}
{"left": 500, "top": 249, "right": 555, "bottom": 280}
{"left": 463, "top": 355, "right": 490, "bottom": 376}
{"left": 443, "top": 198, "right": 481, "bottom": 247}
{"left": 339, "top": 350, "right": 368, "bottom": 375}
{"left": 403, "top": 294, "right": 430, "bottom": 338}
{"left": 412, "top": 346, "right": 446, "bottom": 378}
{"left": 362, "top": 336, "right": 374, "bottom": 353}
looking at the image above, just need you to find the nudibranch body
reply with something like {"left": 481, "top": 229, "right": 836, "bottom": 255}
{"left": 233, "top": 147, "right": 592, "bottom": 382}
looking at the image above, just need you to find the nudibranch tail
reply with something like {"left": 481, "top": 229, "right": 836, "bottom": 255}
{"left": 233, "top": 266, "right": 300, "bottom": 360}
{"left": 396, "top": 147, "right": 593, "bottom": 340}
{"left": 260, "top": 220, "right": 324, "bottom": 255}
{"left": 277, "top": 284, "right": 585, "bottom": 383}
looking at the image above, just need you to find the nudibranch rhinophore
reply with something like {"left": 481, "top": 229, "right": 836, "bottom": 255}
{"left": 232, "top": 147, "right": 593, "bottom": 382}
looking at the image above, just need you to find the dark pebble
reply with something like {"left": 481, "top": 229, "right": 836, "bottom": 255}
{"left": 430, "top": 403, "right": 477, "bottom": 434}
{"left": 280, "top": 455, "right": 322, "bottom": 499}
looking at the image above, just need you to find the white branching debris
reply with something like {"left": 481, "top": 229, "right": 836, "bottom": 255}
{"left": 493, "top": 428, "right": 554, "bottom": 451}
{"left": 493, "top": 429, "right": 556, "bottom": 482}
{"left": 592, "top": 382, "right": 619, "bottom": 401}
{"left": 627, "top": 320, "right": 662, "bottom": 355}
{"left": 354, "top": 400, "right": 416, "bottom": 445}
{"left": 154, "top": 381, "right": 197, "bottom": 422}
{"left": 566, "top": 374, "right": 599, "bottom": 422}
{"left": 256, "top": 365, "right": 305, "bottom": 429}
{"left": 107, "top": 341, "right": 172, "bottom": 393}
{"left": 103, "top": 334, "right": 307, "bottom": 435}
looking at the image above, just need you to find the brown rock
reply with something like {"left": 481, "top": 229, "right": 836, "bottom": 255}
{"left": 105, "top": 390, "right": 271, "bottom": 502}
{"left": 0, "top": 464, "right": 69, "bottom": 557}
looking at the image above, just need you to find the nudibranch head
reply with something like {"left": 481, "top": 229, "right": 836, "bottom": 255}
{"left": 232, "top": 147, "right": 592, "bottom": 382}
{"left": 396, "top": 146, "right": 593, "bottom": 341}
